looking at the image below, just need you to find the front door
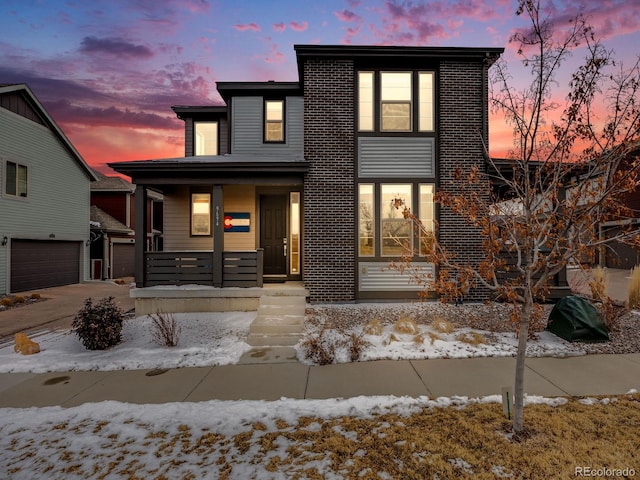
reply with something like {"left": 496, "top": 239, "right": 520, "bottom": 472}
{"left": 260, "top": 194, "right": 288, "bottom": 277}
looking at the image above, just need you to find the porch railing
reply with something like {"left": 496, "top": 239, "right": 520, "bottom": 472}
{"left": 144, "top": 250, "right": 263, "bottom": 288}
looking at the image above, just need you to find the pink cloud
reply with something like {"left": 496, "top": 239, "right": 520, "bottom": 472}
{"left": 264, "top": 43, "right": 286, "bottom": 64}
{"left": 335, "top": 9, "right": 361, "bottom": 23}
{"left": 234, "top": 23, "right": 260, "bottom": 32}
{"left": 273, "top": 22, "right": 286, "bottom": 32}
{"left": 290, "top": 21, "right": 308, "bottom": 32}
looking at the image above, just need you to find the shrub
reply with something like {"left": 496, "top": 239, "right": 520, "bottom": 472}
{"left": 72, "top": 297, "right": 124, "bottom": 350}
{"left": 628, "top": 266, "right": 640, "bottom": 310}
{"left": 13, "top": 295, "right": 25, "bottom": 304}
{"left": 432, "top": 317, "right": 455, "bottom": 334}
{"left": 301, "top": 325, "right": 336, "bottom": 365}
{"left": 589, "top": 267, "right": 607, "bottom": 302}
{"left": 30, "top": 293, "right": 41, "bottom": 300}
{"left": 0, "top": 297, "right": 12, "bottom": 308}
{"left": 149, "top": 311, "right": 181, "bottom": 347}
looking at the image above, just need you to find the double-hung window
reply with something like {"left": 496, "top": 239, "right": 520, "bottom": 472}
{"left": 5, "top": 161, "right": 28, "bottom": 198}
{"left": 264, "top": 100, "right": 284, "bottom": 142}
{"left": 194, "top": 122, "right": 218, "bottom": 155}
{"left": 191, "top": 193, "right": 211, "bottom": 236}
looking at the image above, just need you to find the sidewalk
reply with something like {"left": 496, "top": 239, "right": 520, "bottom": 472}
{"left": 1, "top": 353, "right": 639, "bottom": 408}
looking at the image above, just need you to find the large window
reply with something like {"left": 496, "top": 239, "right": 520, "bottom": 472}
{"left": 191, "top": 193, "right": 211, "bottom": 236}
{"left": 5, "top": 161, "right": 28, "bottom": 198}
{"left": 195, "top": 122, "right": 218, "bottom": 156}
{"left": 358, "top": 183, "right": 435, "bottom": 258}
{"left": 357, "top": 71, "right": 434, "bottom": 133}
{"left": 265, "top": 100, "right": 284, "bottom": 142}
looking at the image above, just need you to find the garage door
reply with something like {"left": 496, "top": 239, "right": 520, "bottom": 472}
{"left": 11, "top": 240, "right": 81, "bottom": 292}
{"left": 112, "top": 243, "right": 135, "bottom": 278}
{"left": 604, "top": 227, "right": 639, "bottom": 269}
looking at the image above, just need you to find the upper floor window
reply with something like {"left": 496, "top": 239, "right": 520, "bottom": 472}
{"left": 5, "top": 161, "right": 28, "bottom": 198}
{"left": 265, "top": 100, "right": 284, "bottom": 142}
{"left": 358, "top": 71, "right": 434, "bottom": 133}
{"left": 195, "top": 122, "right": 218, "bottom": 155}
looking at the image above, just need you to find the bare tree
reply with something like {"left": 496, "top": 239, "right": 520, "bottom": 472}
{"left": 394, "top": 0, "right": 640, "bottom": 434}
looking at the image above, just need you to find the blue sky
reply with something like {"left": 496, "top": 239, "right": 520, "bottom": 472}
{"left": 1, "top": 0, "right": 639, "bottom": 173}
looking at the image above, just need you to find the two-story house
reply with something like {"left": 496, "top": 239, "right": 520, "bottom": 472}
{"left": 0, "top": 83, "right": 96, "bottom": 295}
{"left": 90, "top": 170, "right": 163, "bottom": 280}
{"left": 111, "top": 45, "right": 503, "bottom": 305}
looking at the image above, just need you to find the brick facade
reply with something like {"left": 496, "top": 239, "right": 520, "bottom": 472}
{"left": 302, "top": 59, "right": 356, "bottom": 303}
{"left": 438, "top": 60, "right": 492, "bottom": 300}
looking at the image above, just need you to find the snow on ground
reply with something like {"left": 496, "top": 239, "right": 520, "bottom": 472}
{"left": 0, "top": 395, "right": 569, "bottom": 480}
{"left": 0, "top": 312, "right": 254, "bottom": 373}
{"left": 0, "top": 303, "right": 586, "bottom": 373}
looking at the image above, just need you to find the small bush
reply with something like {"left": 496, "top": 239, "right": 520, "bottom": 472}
{"left": 301, "top": 325, "right": 336, "bottom": 365}
{"left": 432, "top": 317, "right": 454, "bottom": 334}
{"left": 13, "top": 295, "right": 25, "bottom": 304}
{"left": 589, "top": 267, "right": 607, "bottom": 302}
{"left": 346, "top": 332, "right": 371, "bottom": 362}
{"left": 456, "top": 331, "right": 487, "bottom": 346}
{"left": 30, "top": 293, "right": 41, "bottom": 300}
{"left": 628, "top": 266, "right": 640, "bottom": 309}
{"left": 149, "top": 311, "right": 181, "bottom": 347}
{"left": 72, "top": 297, "right": 124, "bottom": 350}
{"left": 1, "top": 297, "right": 12, "bottom": 307}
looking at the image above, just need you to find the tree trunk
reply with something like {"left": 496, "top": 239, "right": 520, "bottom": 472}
{"left": 513, "top": 291, "right": 532, "bottom": 433}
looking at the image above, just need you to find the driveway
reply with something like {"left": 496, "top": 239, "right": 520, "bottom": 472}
{"left": 0, "top": 280, "right": 135, "bottom": 342}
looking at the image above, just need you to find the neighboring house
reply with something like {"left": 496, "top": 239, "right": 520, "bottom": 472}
{"left": 111, "top": 45, "right": 503, "bottom": 303}
{"left": 0, "top": 83, "right": 97, "bottom": 295}
{"left": 90, "top": 170, "right": 163, "bottom": 279}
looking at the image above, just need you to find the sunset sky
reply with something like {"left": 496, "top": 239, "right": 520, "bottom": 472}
{"left": 1, "top": 0, "right": 639, "bottom": 175}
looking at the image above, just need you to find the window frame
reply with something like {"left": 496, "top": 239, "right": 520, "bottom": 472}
{"left": 4, "top": 160, "right": 28, "bottom": 198}
{"left": 357, "top": 70, "right": 436, "bottom": 134}
{"left": 194, "top": 121, "right": 219, "bottom": 156}
{"left": 190, "top": 192, "right": 212, "bottom": 237}
{"left": 264, "top": 99, "right": 285, "bottom": 143}
{"left": 356, "top": 182, "right": 436, "bottom": 260}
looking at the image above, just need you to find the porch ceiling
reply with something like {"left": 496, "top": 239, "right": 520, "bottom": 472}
{"left": 109, "top": 154, "right": 308, "bottom": 186}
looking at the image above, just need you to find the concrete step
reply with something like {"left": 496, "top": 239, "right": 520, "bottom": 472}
{"left": 249, "top": 322, "right": 304, "bottom": 335}
{"left": 261, "top": 286, "right": 309, "bottom": 298}
{"left": 259, "top": 295, "right": 307, "bottom": 307}
{"left": 253, "top": 314, "right": 305, "bottom": 326}
{"left": 247, "top": 333, "right": 303, "bottom": 347}
{"left": 257, "top": 304, "right": 305, "bottom": 317}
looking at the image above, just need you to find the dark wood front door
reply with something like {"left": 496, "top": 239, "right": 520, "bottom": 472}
{"left": 260, "top": 194, "right": 287, "bottom": 276}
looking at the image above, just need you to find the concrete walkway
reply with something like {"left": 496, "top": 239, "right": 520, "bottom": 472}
{"left": 1, "top": 354, "right": 639, "bottom": 408}
{"left": 0, "top": 280, "right": 135, "bottom": 342}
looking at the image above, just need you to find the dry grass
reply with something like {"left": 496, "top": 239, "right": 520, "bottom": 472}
{"left": 589, "top": 266, "right": 608, "bottom": 302}
{"left": 455, "top": 331, "right": 487, "bottom": 346}
{"left": 432, "top": 316, "right": 455, "bottom": 334}
{"left": 5, "top": 395, "right": 639, "bottom": 479}
{"left": 628, "top": 266, "right": 640, "bottom": 309}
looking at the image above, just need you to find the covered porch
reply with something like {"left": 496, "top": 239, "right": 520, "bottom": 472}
{"left": 110, "top": 155, "right": 308, "bottom": 294}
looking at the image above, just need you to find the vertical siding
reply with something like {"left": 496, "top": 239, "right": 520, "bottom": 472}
{"left": 184, "top": 118, "right": 193, "bottom": 156}
{"left": 0, "top": 107, "right": 91, "bottom": 295}
{"left": 231, "top": 96, "right": 304, "bottom": 155}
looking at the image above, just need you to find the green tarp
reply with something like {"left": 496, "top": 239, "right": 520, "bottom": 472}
{"left": 546, "top": 296, "right": 609, "bottom": 342}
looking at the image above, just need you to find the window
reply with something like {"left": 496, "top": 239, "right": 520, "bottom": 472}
{"left": 195, "top": 122, "right": 218, "bottom": 156}
{"left": 419, "top": 184, "right": 435, "bottom": 255}
{"left": 359, "top": 184, "right": 374, "bottom": 256}
{"left": 357, "top": 71, "right": 435, "bottom": 133}
{"left": 265, "top": 100, "right": 284, "bottom": 142}
{"left": 191, "top": 193, "right": 211, "bottom": 236}
{"left": 358, "top": 72, "right": 374, "bottom": 131}
{"left": 5, "top": 161, "right": 28, "bottom": 197}
{"left": 381, "top": 72, "right": 412, "bottom": 132}
{"left": 357, "top": 182, "right": 435, "bottom": 258}
{"left": 381, "top": 184, "right": 412, "bottom": 256}
{"left": 290, "top": 192, "right": 301, "bottom": 274}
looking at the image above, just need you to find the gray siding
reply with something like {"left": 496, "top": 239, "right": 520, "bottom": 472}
{"left": 231, "top": 96, "right": 304, "bottom": 156}
{"left": 0, "top": 107, "right": 91, "bottom": 294}
{"left": 358, "top": 137, "right": 435, "bottom": 177}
